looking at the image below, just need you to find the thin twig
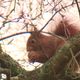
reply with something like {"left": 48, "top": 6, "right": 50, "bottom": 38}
{"left": 39, "top": 2, "right": 80, "bottom": 32}
{"left": 0, "top": 31, "right": 31, "bottom": 41}
{"left": 75, "top": 0, "right": 80, "bottom": 16}
{"left": 42, "top": 31, "right": 66, "bottom": 42}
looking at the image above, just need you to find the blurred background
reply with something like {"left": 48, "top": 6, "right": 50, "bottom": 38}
{"left": 0, "top": 0, "right": 80, "bottom": 71}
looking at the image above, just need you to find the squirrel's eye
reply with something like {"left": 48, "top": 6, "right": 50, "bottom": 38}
{"left": 30, "top": 39, "right": 36, "bottom": 44}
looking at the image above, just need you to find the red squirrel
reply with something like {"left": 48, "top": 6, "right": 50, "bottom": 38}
{"left": 27, "top": 19, "right": 80, "bottom": 63}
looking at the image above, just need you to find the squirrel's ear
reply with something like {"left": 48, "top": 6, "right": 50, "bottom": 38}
{"left": 26, "top": 24, "right": 39, "bottom": 32}
{"left": 33, "top": 26, "right": 38, "bottom": 31}
{"left": 30, "top": 26, "right": 39, "bottom": 32}
{"left": 29, "top": 26, "right": 41, "bottom": 38}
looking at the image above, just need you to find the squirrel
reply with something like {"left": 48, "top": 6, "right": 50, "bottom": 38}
{"left": 27, "top": 19, "right": 80, "bottom": 63}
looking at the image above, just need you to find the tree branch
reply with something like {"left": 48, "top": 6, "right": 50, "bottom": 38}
{"left": 19, "top": 33, "right": 80, "bottom": 80}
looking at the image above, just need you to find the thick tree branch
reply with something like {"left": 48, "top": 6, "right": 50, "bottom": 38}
{"left": 19, "top": 33, "right": 80, "bottom": 80}
{"left": 1, "top": 33, "right": 80, "bottom": 80}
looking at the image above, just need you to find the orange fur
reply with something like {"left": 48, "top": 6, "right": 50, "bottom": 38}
{"left": 27, "top": 19, "right": 80, "bottom": 63}
{"left": 27, "top": 31, "right": 66, "bottom": 63}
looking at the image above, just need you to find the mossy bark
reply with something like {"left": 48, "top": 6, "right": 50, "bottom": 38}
{"left": 19, "top": 34, "right": 80, "bottom": 80}
{"left": 0, "top": 45, "right": 26, "bottom": 80}
{"left": 1, "top": 34, "right": 80, "bottom": 80}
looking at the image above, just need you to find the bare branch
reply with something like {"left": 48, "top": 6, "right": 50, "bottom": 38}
{"left": 0, "top": 31, "right": 31, "bottom": 41}
{"left": 39, "top": 1, "right": 80, "bottom": 32}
